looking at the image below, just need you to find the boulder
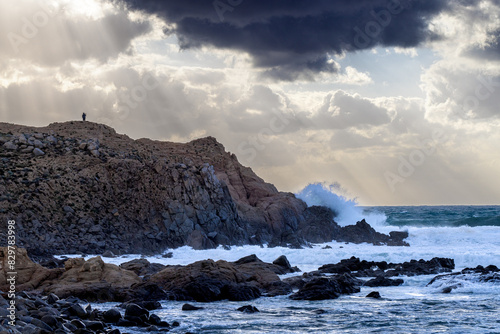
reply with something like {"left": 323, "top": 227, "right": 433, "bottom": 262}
{"left": 0, "top": 247, "right": 62, "bottom": 291}
{"left": 366, "top": 291, "right": 381, "bottom": 299}
{"left": 182, "top": 303, "right": 204, "bottom": 311}
{"left": 150, "top": 255, "right": 292, "bottom": 302}
{"left": 237, "top": 305, "right": 260, "bottom": 313}
{"left": 289, "top": 274, "right": 361, "bottom": 300}
{"left": 41, "top": 256, "right": 141, "bottom": 301}
{"left": 363, "top": 276, "right": 404, "bottom": 287}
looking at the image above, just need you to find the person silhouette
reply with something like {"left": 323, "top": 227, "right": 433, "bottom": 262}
{"left": 82, "top": 112, "right": 87, "bottom": 121}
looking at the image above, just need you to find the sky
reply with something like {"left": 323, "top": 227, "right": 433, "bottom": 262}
{"left": 1, "top": 0, "right": 500, "bottom": 206}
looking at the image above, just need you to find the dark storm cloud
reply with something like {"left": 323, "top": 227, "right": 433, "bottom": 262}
{"left": 115, "top": 0, "right": 450, "bottom": 80}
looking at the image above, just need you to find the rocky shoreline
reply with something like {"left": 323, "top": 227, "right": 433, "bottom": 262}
{"left": 3, "top": 246, "right": 498, "bottom": 333}
{"left": 1, "top": 121, "right": 408, "bottom": 258}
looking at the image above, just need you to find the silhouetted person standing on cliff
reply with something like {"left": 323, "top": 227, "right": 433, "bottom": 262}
{"left": 82, "top": 112, "right": 86, "bottom": 121}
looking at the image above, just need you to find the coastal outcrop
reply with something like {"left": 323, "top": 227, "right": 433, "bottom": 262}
{"left": 149, "top": 254, "right": 297, "bottom": 302}
{"left": 427, "top": 265, "right": 500, "bottom": 293}
{"left": 0, "top": 121, "right": 408, "bottom": 256}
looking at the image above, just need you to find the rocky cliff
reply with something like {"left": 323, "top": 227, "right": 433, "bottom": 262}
{"left": 0, "top": 121, "right": 407, "bottom": 256}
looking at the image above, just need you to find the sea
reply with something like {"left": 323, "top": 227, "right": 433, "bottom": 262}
{"left": 75, "top": 184, "right": 500, "bottom": 334}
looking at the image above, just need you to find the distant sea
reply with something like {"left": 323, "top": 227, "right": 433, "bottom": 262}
{"left": 77, "top": 189, "right": 500, "bottom": 333}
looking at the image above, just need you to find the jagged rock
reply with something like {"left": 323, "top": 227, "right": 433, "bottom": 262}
{"left": 337, "top": 219, "right": 409, "bottom": 246}
{"left": 364, "top": 276, "right": 404, "bottom": 287}
{"left": 318, "top": 256, "right": 454, "bottom": 278}
{"left": 289, "top": 274, "right": 361, "bottom": 300}
{"left": 150, "top": 255, "right": 292, "bottom": 302}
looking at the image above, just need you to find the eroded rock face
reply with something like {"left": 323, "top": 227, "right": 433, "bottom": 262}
{"left": 0, "top": 247, "right": 62, "bottom": 291}
{"left": 0, "top": 121, "right": 408, "bottom": 255}
{"left": 40, "top": 256, "right": 142, "bottom": 301}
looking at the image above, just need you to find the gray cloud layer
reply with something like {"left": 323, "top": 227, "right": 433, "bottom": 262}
{"left": 115, "top": 0, "right": 450, "bottom": 80}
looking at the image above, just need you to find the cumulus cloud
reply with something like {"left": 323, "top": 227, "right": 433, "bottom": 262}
{"left": 114, "top": 0, "right": 450, "bottom": 80}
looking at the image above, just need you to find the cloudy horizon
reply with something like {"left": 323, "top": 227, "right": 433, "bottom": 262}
{"left": 1, "top": 0, "right": 500, "bottom": 206}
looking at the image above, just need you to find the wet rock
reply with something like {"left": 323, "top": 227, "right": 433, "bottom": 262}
{"left": 150, "top": 256, "right": 291, "bottom": 302}
{"left": 103, "top": 309, "right": 122, "bottom": 323}
{"left": 289, "top": 274, "right": 361, "bottom": 300}
{"left": 124, "top": 303, "right": 149, "bottom": 319}
{"left": 427, "top": 264, "right": 500, "bottom": 293}
{"left": 182, "top": 303, "right": 204, "bottom": 311}
{"left": 366, "top": 291, "right": 381, "bottom": 299}
{"left": 364, "top": 276, "right": 404, "bottom": 287}
{"left": 237, "top": 305, "right": 260, "bottom": 313}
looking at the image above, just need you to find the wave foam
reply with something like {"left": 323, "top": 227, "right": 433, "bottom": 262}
{"left": 296, "top": 183, "right": 386, "bottom": 228}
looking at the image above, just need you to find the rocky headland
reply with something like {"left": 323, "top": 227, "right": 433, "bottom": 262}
{"left": 0, "top": 121, "right": 408, "bottom": 257}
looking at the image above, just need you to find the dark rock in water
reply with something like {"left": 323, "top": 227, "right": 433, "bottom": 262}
{"left": 237, "top": 305, "right": 260, "bottom": 313}
{"left": 364, "top": 276, "right": 404, "bottom": 287}
{"left": 117, "top": 318, "right": 137, "bottom": 327}
{"left": 221, "top": 283, "right": 262, "bottom": 301}
{"left": 427, "top": 264, "right": 500, "bottom": 293}
{"left": 124, "top": 303, "right": 149, "bottom": 319}
{"left": 314, "top": 309, "right": 327, "bottom": 314}
{"left": 273, "top": 255, "right": 292, "bottom": 269}
{"left": 150, "top": 256, "right": 293, "bottom": 302}
{"left": 388, "top": 231, "right": 409, "bottom": 246}
{"left": 162, "top": 252, "right": 173, "bottom": 258}
{"left": 136, "top": 300, "right": 162, "bottom": 310}
{"left": 265, "top": 281, "right": 293, "bottom": 297}
{"left": 182, "top": 303, "right": 204, "bottom": 311}
{"left": 441, "top": 286, "right": 453, "bottom": 293}
{"left": 318, "top": 256, "right": 454, "bottom": 278}
{"left": 366, "top": 291, "right": 381, "bottom": 299}
{"left": 289, "top": 274, "right": 360, "bottom": 300}
{"left": 149, "top": 313, "right": 162, "bottom": 325}
{"left": 103, "top": 308, "right": 122, "bottom": 323}
{"left": 234, "top": 254, "right": 262, "bottom": 265}
{"left": 322, "top": 245, "right": 332, "bottom": 249}
{"left": 336, "top": 219, "right": 409, "bottom": 246}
